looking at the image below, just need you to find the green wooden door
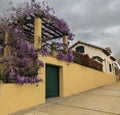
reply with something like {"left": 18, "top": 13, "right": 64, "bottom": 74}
{"left": 46, "top": 64, "right": 59, "bottom": 98}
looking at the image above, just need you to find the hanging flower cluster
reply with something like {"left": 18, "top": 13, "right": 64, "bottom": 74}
{"left": 40, "top": 48, "right": 49, "bottom": 57}
{"left": 0, "top": 46, "right": 3, "bottom": 51}
{"left": 57, "top": 51, "right": 74, "bottom": 62}
{"left": 52, "top": 17, "right": 74, "bottom": 40}
{"left": 0, "top": 0, "right": 74, "bottom": 84}
{"left": 3, "top": 37, "right": 44, "bottom": 84}
{"left": 53, "top": 42, "right": 68, "bottom": 48}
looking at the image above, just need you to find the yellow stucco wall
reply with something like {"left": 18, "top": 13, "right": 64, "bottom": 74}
{"left": 62, "top": 62, "right": 116, "bottom": 96}
{"left": 0, "top": 84, "right": 45, "bottom": 115}
{"left": 0, "top": 56, "right": 116, "bottom": 115}
{"left": 41, "top": 56, "right": 116, "bottom": 97}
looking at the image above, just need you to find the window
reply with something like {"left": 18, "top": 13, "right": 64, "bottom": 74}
{"left": 76, "top": 46, "right": 84, "bottom": 53}
{"left": 109, "top": 64, "right": 112, "bottom": 72}
{"left": 92, "top": 56, "right": 103, "bottom": 63}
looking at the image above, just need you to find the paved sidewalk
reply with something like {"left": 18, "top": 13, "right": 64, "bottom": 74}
{"left": 12, "top": 82, "right": 120, "bottom": 115}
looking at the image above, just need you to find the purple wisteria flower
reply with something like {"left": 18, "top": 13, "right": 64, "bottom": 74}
{"left": 9, "top": 67, "right": 16, "bottom": 78}
{"left": 16, "top": 76, "right": 41, "bottom": 84}
{"left": 32, "top": 0, "right": 35, "bottom": 2}
{"left": 53, "top": 42, "right": 68, "bottom": 48}
{"left": 23, "top": 57, "right": 30, "bottom": 65}
{"left": 40, "top": 48, "right": 49, "bottom": 56}
{"left": 67, "top": 51, "right": 74, "bottom": 62}
{"left": 23, "top": 10, "right": 32, "bottom": 17}
{"left": 57, "top": 51, "right": 74, "bottom": 62}
{"left": 37, "top": 60, "right": 44, "bottom": 67}
{"left": 0, "top": 46, "right": 3, "bottom": 51}
{"left": 14, "top": 28, "right": 20, "bottom": 34}
{"left": 0, "top": 0, "right": 74, "bottom": 84}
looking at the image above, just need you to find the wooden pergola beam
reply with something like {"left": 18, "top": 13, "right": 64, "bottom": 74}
{"left": 42, "top": 22, "right": 63, "bottom": 36}
{"left": 42, "top": 18, "right": 66, "bottom": 35}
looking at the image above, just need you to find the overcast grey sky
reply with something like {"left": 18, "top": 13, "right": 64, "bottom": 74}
{"left": 0, "top": 0, "right": 120, "bottom": 56}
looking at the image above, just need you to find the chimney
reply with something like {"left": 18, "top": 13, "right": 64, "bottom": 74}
{"left": 105, "top": 47, "right": 112, "bottom": 53}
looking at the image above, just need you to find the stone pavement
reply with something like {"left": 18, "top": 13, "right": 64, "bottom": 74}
{"left": 12, "top": 82, "right": 120, "bottom": 115}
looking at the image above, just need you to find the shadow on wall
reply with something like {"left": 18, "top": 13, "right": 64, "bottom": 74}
{"left": 0, "top": 83, "right": 2, "bottom": 95}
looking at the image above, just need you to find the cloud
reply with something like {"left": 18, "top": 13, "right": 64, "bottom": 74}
{"left": 48, "top": 0, "right": 120, "bottom": 56}
{"left": 0, "top": 0, "right": 120, "bottom": 56}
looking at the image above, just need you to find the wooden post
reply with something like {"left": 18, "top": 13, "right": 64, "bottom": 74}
{"left": 63, "top": 35, "right": 68, "bottom": 52}
{"left": 4, "top": 31, "right": 10, "bottom": 56}
{"left": 34, "top": 18, "right": 42, "bottom": 50}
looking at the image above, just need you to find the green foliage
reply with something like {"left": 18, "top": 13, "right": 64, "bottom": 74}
{"left": 0, "top": 70, "right": 7, "bottom": 83}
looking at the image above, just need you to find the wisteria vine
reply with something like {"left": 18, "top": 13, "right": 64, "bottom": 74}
{"left": 0, "top": 0, "right": 74, "bottom": 84}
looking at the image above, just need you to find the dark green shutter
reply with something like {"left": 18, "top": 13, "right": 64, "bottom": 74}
{"left": 46, "top": 64, "right": 59, "bottom": 98}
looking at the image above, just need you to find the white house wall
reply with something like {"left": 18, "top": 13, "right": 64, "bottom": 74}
{"left": 71, "top": 43, "right": 115, "bottom": 75}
